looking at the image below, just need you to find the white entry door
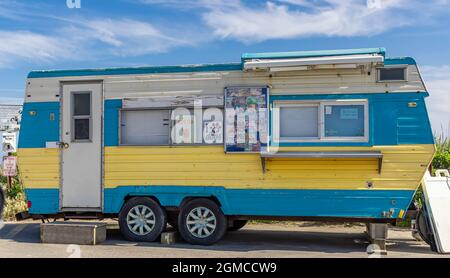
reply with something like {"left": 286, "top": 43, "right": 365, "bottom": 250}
{"left": 61, "top": 83, "right": 103, "bottom": 210}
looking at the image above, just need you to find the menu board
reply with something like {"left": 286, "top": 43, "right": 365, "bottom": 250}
{"left": 224, "top": 87, "right": 268, "bottom": 152}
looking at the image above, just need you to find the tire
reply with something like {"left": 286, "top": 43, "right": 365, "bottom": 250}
{"left": 416, "top": 210, "right": 433, "bottom": 246}
{"left": 178, "top": 198, "right": 227, "bottom": 245}
{"left": 228, "top": 220, "right": 248, "bottom": 231}
{"left": 119, "top": 197, "right": 167, "bottom": 242}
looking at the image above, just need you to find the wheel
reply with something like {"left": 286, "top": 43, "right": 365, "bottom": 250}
{"left": 416, "top": 210, "right": 433, "bottom": 246}
{"left": 118, "top": 197, "right": 167, "bottom": 242}
{"left": 178, "top": 198, "right": 227, "bottom": 245}
{"left": 228, "top": 220, "right": 248, "bottom": 231}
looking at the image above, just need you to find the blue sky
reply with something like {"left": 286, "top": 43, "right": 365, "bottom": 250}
{"left": 0, "top": 0, "right": 449, "bottom": 135}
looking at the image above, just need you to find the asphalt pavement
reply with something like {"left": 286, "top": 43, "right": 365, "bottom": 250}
{"left": 0, "top": 220, "right": 447, "bottom": 258}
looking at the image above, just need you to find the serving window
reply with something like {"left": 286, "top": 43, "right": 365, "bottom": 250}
{"left": 279, "top": 104, "right": 319, "bottom": 140}
{"left": 119, "top": 107, "right": 223, "bottom": 146}
{"left": 273, "top": 100, "right": 368, "bottom": 143}
{"left": 120, "top": 109, "right": 170, "bottom": 145}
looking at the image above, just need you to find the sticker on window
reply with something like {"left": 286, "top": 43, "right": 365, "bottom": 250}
{"left": 340, "top": 108, "right": 359, "bottom": 120}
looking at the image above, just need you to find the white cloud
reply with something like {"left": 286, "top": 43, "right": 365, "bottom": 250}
{"left": 0, "top": 30, "right": 74, "bottom": 68}
{"left": 203, "top": 0, "right": 448, "bottom": 42}
{"left": 68, "top": 18, "right": 191, "bottom": 56}
{"left": 138, "top": 0, "right": 239, "bottom": 9}
{"left": 0, "top": 17, "right": 191, "bottom": 68}
{"left": 142, "top": 0, "right": 450, "bottom": 43}
{"left": 421, "top": 65, "right": 450, "bottom": 137}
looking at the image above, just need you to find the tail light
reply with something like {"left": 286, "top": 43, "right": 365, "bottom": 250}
{"left": 27, "top": 200, "right": 32, "bottom": 209}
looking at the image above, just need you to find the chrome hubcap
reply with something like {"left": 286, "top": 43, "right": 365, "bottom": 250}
{"left": 186, "top": 207, "right": 217, "bottom": 238}
{"left": 126, "top": 205, "right": 156, "bottom": 236}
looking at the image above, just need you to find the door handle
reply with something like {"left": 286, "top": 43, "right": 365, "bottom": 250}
{"left": 58, "top": 142, "right": 70, "bottom": 149}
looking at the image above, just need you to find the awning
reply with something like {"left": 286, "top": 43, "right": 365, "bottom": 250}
{"left": 243, "top": 54, "right": 384, "bottom": 71}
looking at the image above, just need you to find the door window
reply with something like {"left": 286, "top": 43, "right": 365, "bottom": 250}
{"left": 72, "top": 92, "right": 92, "bottom": 141}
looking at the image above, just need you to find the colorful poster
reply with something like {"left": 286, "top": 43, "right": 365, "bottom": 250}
{"left": 224, "top": 87, "right": 269, "bottom": 152}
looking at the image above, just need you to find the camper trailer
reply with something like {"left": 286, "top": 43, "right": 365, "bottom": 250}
{"left": 16, "top": 48, "right": 435, "bottom": 245}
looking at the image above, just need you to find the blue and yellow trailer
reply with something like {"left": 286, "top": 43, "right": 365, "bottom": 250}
{"left": 17, "top": 48, "right": 435, "bottom": 244}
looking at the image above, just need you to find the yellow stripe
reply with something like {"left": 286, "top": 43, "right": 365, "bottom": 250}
{"left": 17, "top": 148, "right": 60, "bottom": 189}
{"left": 17, "top": 144, "right": 435, "bottom": 191}
{"left": 104, "top": 144, "right": 434, "bottom": 190}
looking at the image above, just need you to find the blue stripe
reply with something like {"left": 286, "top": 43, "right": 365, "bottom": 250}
{"left": 104, "top": 99, "right": 122, "bottom": 147}
{"left": 269, "top": 92, "right": 433, "bottom": 146}
{"left": 24, "top": 187, "right": 414, "bottom": 218}
{"left": 19, "top": 92, "right": 433, "bottom": 149}
{"left": 24, "top": 189, "right": 59, "bottom": 214}
{"left": 385, "top": 57, "right": 416, "bottom": 65}
{"left": 18, "top": 102, "right": 60, "bottom": 148}
{"left": 28, "top": 63, "right": 243, "bottom": 79}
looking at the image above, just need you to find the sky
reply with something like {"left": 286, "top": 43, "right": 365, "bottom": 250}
{"left": 0, "top": 0, "right": 449, "bottom": 136}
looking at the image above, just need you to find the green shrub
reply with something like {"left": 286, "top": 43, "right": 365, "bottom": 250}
{"left": 432, "top": 136, "right": 450, "bottom": 171}
{"left": 6, "top": 182, "right": 23, "bottom": 199}
{"left": 1, "top": 153, "right": 26, "bottom": 220}
{"left": 2, "top": 193, "right": 27, "bottom": 221}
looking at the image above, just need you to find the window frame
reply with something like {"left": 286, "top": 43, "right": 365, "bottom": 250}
{"left": 71, "top": 91, "right": 92, "bottom": 143}
{"left": 377, "top": 65, "right": 408, "bottom": 82}
{"left": 273, "top": 99, "right": 369, "bottom": 143}
{"left": 118, "top": 106, "right": 224, "bottom": 146}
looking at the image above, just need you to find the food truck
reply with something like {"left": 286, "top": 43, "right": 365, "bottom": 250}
{"left": 16, "top": 48, "right": 435, "bottom": 245}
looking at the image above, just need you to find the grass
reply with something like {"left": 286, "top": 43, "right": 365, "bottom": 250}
{"left": 432, "top": 135, "right": 450, "bottom": 172}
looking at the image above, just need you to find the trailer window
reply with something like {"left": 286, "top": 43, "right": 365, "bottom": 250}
{"left": 120, "top": 110, "right": 170, "bottom": 145}
{"left": 279, "top": 106, "right": 318, "bottom": 139}
{"left": 274, "top": 100, "right": 368, "bottom": 143}
{"left": 119, "top": 107, "right": 223, "bottom": 146}
{"left": 324, "top": 104, "right": 365, "bottom": 137}
{"left": 72, "top": 92, "right": 91, "bottom": 141}
{"left": 378, "top": 67, "right": 407, "bottom": 82}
